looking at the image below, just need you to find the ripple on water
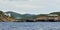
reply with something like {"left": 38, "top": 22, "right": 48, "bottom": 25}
{"left": 0, "top": 22, "right": 60, "bottom": 30}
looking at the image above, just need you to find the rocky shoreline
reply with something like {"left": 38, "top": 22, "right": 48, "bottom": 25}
{"left": 11, "top": 19, "right": 60, "bottom": 22}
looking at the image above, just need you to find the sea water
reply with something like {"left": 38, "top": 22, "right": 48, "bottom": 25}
{"left": 0, "top": 22, "right": 60, "bottom": 30}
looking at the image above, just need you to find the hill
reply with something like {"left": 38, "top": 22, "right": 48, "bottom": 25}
{"left": 5, "top": 11, "right": 36, "bottom": 20}
{"left": 0, "top": 11, "right": 16, "bottom": 22}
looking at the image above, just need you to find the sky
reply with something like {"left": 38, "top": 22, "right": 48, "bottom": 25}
{"left": 0, "top": 0, "right": 60, "bottom": 15}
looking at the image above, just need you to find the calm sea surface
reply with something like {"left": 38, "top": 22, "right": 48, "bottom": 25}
{"left": 0, "top": 22, "right": 60, "bottom": 30}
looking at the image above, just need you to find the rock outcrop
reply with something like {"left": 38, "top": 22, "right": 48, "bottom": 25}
{"left": 0, "top": 11, "right": 16, "bottom": 22}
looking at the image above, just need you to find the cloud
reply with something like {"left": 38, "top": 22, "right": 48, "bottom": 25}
{"left": 0, "top": 0, "right": 60, "bottom": 14}
{"left": 15, "top": 4, "right": 38, "bottom": 8}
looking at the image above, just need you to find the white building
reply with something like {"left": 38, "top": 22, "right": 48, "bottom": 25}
{"left": 48, "top": 14, "right": 58, "bottom": 16}
{"left": 4, "top": 13, "right": 11, "bottom": 17}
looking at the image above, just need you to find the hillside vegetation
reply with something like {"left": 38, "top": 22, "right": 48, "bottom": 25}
{"left": 0, "top": 11, "right": 15, "bottom": 22}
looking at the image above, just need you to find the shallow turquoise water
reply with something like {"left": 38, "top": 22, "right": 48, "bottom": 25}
{"left": 0, "top": 22, "right": 60, "bottom": 30}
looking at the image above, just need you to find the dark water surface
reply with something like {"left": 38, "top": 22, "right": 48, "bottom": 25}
{"left": 0, "top": 22, "right": 60, "bottom": 30}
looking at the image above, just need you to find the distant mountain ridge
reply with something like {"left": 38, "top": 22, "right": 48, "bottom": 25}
{"left": 5, "top": 11, "right": 36, "bottom": 20}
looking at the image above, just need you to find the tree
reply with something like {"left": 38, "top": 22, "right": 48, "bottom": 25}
{"left": 0, "top": 11, "right": 4, "bottom": 14}
{"left": 34, "top": 14, "right": 48, "bottom": 19}
{"left": 0, "top": 11, "right": 4, "bottom": 16}
{"left": 50, "top": 12, "right": 60, "bottom": 16}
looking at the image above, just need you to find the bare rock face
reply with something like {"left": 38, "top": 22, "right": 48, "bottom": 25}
{"left": 0, "top": 11, "right": 16, "bottom": 22}
{"left": 0, "top": 15, "right": 16, "bottom": 22}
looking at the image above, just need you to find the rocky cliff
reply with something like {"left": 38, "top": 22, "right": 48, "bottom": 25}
{"left": 0, "top": 11, "right": 16, "bottom": 22}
